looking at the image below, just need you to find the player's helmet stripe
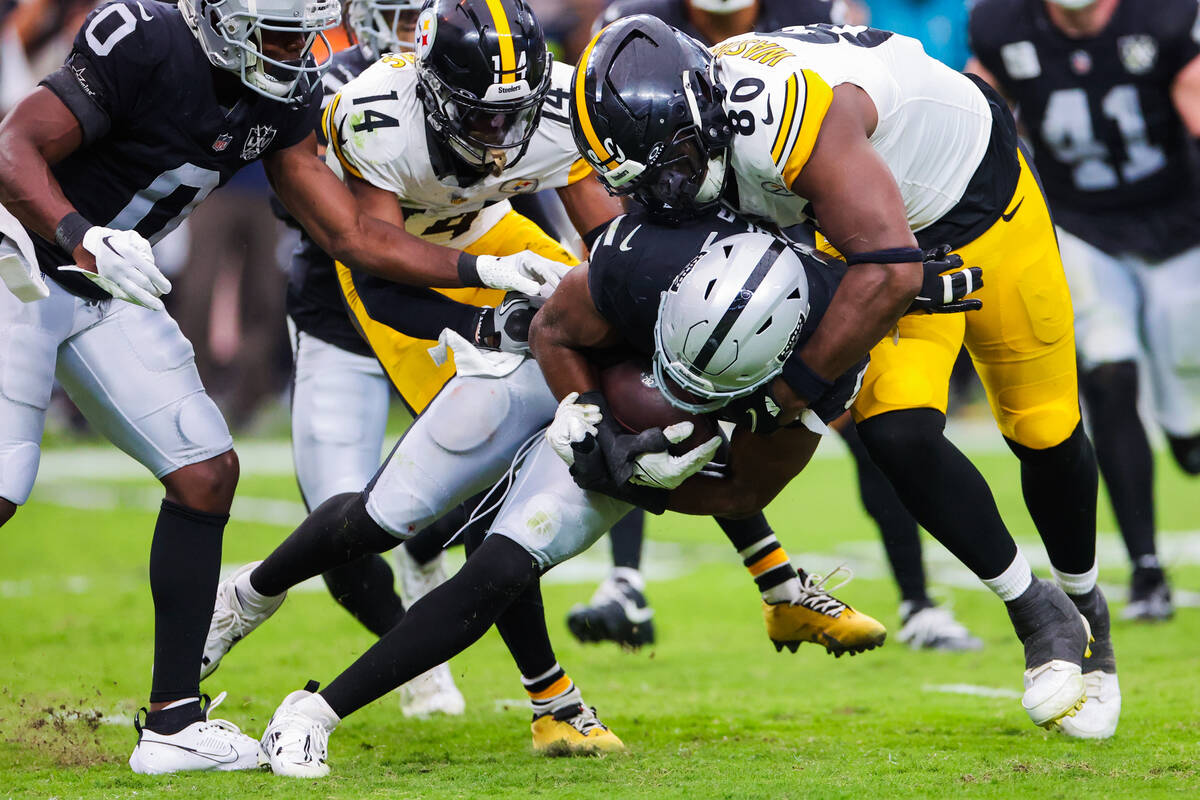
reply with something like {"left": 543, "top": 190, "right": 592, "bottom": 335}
{"left": 483, "top": 0, "right": 517, "bottom": 83}
{"left": 692, "top": 238, "right": 788, "bottom": 371}
{"left": 575, "top": 30, "right": 617, "bottom": 168}
{"left": 771, "top": 74, "right": 799, "bottom": 165}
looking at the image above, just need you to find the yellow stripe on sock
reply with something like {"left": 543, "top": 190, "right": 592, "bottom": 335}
{"left": 527, "top": 675, "right": 572, "bottom": 701}
{"left": 748, "top": 548, "right": 790, "bottom": 578}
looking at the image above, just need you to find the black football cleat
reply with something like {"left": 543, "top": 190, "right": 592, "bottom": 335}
{"left": 566, "top": 568, "right": 655, "bottom": 649}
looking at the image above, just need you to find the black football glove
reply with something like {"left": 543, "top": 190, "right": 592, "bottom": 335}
{"left": 474, "top": 292, "right": 536, "bottom": 353}
{"left": 906, "top": 244, "right": 984, "bottom": 315}
{"left": 566, "top": 392, "right": 672, "bottom": 513}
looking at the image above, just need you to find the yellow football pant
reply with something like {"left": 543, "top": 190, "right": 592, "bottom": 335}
{"left": 337, "top": 210, "right": 578, "bottom": 413}
{"left": 849, "top": 150, "right": 1081, "bottom": 450}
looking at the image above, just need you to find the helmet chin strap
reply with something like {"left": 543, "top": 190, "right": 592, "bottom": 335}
{"left": 695, "top": 153, "right": 727, "bottom": 204}
{"left": 486, "top": 148, "right": 508, "bottom": 178}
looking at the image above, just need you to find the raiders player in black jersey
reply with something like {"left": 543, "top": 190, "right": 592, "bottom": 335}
{"left": 969, "top": 0, "right": 1200, "bottom": 623}
{"left": 571, "top": 0, "right": 979, "bottom": 654}
{"left": 0, "top": 0, "right": 576, "bottom": 773}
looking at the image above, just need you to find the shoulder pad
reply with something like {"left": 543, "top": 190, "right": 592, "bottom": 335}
{"left": 73, "top": 0, "right": 174, "bottom": 67}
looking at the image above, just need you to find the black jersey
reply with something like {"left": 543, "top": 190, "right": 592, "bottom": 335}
{"left": 596, "top": 0, "right": 842, "bottom": 41}
{"left": 32, "top": 0, "right": 320, "bottom": 300}
{"left": 970, "top": 0, "right": 1200, "bottom": 259}
{"left": 587, "top": 205, "right": 865, "bottom": 424}
{"left": 284, "top": 45, "right": 377, "bottom": 356}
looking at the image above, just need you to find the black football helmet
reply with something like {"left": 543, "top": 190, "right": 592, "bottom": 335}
{"left": 414, "top": 0, "right": 552, "bottom": 175}
{"left": 571, "top": 15, "right": 733, "bottom": 220}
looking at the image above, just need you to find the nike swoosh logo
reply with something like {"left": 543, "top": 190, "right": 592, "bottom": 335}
{"left": 614, "top": 593, "right": 655, "bottom": 624}
{"left": 618, "top": 224, "right": 641, "bottom": 252}
{"left": 761, "top": 100, "right": 774, "bottom": 126}
{"left": 1001, "top": 197, "right": 1023, "bottom": 222}
{"left": 100, "top": 235, "right": 121, "bottom": 256}
{"left": 150, "top": 739, "right": 241, "bottom": 764}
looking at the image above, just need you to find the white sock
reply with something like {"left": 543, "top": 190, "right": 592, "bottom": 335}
{"left": 762, "top": 578, "right": 802, "bottom": 604}
{"left": 610, "top": 566, "right": 645, "bottom": 591}
{"left": 294, "top": 692, "right": 341, "bottom": 732}
{"left": 236, "top": 567, "right": 281, "bottom": 613}
{"left": 982, "top": 551, "right": 1033, "bottom": 602}
{"left": 1052, "top": 561, "right": 1098, "bottom": 596}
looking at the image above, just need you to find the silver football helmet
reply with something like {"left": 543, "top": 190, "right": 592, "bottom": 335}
{"left": 347, "top": 0, "right": 421, "bottom": 58}
{"left": 179, "top": 0, "right": 342, "bottom": 104}
{"left": 653, "top": 232, "right": 810, "bottom": 413}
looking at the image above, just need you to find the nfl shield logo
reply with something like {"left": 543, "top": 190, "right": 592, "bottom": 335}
{"left": 1070, "top": 50, "right": 1092, "bottom": 75}
{"left": 212, "top": 133, "right": 233, "bottom": 152}
{"left": 1118, "top": 35, "right": 1157, "bottom": 75}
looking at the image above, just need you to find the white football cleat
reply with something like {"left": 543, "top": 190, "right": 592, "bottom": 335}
{"left": 1007, "top": 579, "right": 1090, "bottom": 728}
{"left": 395, "top": 546, "right": 449, "bottom": 607}
{"left": 896, "top": 602, "right": 983, "bottom": 652}
{"left": 128, "top": 692, "right": 260, "bottom": 774}
{"left": 400, "top": 663, "right": 466, "bottom": 718}
{"left": 260, "top": 684, "right": 339, "bottom": 778}
{"left": 1022, "top": 659, "right": 1085, "bottom": 728}
{"left": 1059, "top": 671, "right": 1120, "bottom": 739}
{"left": 201, "top": 561, "right": 285, "bottom": 680}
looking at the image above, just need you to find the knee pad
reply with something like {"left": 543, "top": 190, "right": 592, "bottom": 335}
{"left": 856, "top": 408, "right": 947, "bottom": 472}
{"left": 1001, "top": 404, "right": 1081, "bottom": 451}
{"left": 1168, "top": 434, "right": 1200, "bottom": 475}
{"left": 1006, "top": 421, "right": 1090, "bottom": 467}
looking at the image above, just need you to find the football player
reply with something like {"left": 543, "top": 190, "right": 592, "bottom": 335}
{"left": 572, "top": 17, "right": 1117, "bottom": 737}
{"left": 0, "top": 0, "right": 575, "bottom": 773}
{"left": 968, "top": 0, "right": 1200, "bottom": 622}
{"left": 280, "top": 0, "right": 471, "bottom": 718}
{"left": 573, "top": 0, "right": 979, "bottom": 654}
{"left": 201, "top": 203, "right": 958, "bottom": 777}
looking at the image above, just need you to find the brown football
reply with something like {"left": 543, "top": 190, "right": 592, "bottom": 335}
{"left": 598, "top": 357, "right": 719, "bottom": 455}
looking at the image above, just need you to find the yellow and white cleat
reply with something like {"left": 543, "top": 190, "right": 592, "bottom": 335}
{"left": 531, "top": 703, "right": 624, "bottom": 756}
{"left": 763, "top": 568, "right": 887, "bottom": 657}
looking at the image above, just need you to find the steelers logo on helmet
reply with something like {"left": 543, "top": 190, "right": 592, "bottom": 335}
{"left": 570, "top": 15, "right": 734, "bottom": 221}
{"left": 415, "top": 0, "right": 552, "bottom": 176}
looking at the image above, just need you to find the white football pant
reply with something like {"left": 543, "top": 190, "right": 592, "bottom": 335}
{"left": 1058, "top": 227, "right": 1200, "bottom": 438}
{"left": 288, "top": 322, "right": 390, "bottom": 509}
{"left": 364, "top": 357, "right": 631, "bottom": 569}
{"left": 0, "top": 238, "right": 232, "bottom": 506}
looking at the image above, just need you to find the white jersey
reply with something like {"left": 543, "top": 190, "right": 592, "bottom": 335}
{"left": 711, "top": 26, "right": 992, "bottom": 233}
{"left": 324, "top": 53, "right": 590, "bottom": 248}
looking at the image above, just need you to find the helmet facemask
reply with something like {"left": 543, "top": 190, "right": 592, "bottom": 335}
{"left": 419, "top": 55, "right": 552, "bottom": 176}
{"left": 180, "top": 0, "right": 341, "bottom": 104}
{"left": 347, "top": 0, "right": 421, "bottom": 58}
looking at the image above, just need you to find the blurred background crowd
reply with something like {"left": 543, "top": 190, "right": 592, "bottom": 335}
{"left": 0, "top": 0, "right": 977, "bottom": 434}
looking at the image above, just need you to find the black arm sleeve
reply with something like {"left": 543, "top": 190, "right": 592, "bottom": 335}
{"left": 353, "top": 271, "right": 483, "bottom": 342}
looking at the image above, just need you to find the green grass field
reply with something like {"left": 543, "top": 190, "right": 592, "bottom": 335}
{"left": 1, "top": 424, "right": 1198, "bottom": 799}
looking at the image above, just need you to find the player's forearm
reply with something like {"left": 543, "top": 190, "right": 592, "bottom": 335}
{"left": 330, "top": 215, "right": 468, "bottom": 288}
{"left": 528, "top": 317, "right": 601, "bottom": 400}
{"left": 0, "top": 121, "right": 79, "bottom": 242}
{"left": 803, "top": 261, "right": 918, "bottom": 376}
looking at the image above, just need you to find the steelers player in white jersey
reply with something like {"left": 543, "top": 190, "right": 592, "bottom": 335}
{"left": 572, "top": 17, "right": 1119, "bottom": 736}
{"left": 969, "top": 0, "right": 1200, "bottom": 623}
{"left": 205, "top": 0, "right": 631, "bottom": 758}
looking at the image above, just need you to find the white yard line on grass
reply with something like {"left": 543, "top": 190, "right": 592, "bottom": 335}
{"left": 922, "top": 684, "right": 1022, "bottom": 700}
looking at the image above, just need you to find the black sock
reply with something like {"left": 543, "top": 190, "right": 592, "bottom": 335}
{"left": 321, "top": 555, "right": 405, "bottom": 638}
{"left": 321, "top": 535, "right": 539, "bottom": 718}
{"left": 149, "top": 500, "right": 227, "bottom": 704}
{"left": 1005, "top": 422, "right": 1098, "bottom": 575}
{"left": 716, "top": 514, "right": 801, "bottom": 594}
{"left": 841, "top": 420, "right": 927, "bottom": 604}
{"left": 609, "top": 510, "right": 645, "bottom": 570}
{"left": 858, "top": 409, "right": 1018, "bottom": 580}
{"left": 143, "top": 698, "right": 204, "bottom": 734}
{"left": 1167, "top": 433, "right": 1200, "bottom": 475}
{"left": 1080, "top": 362, "right": 1157, "bottom": 562}
{"left": 251, "top": 492, "right": 399, "bottom": 597}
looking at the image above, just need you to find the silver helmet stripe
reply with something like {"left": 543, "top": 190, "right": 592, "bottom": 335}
{"left": 691, "top": 238, "right": 787, "bottom": 371}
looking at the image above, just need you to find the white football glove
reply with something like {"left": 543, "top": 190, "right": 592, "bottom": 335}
{"left": 60, "top": 227, "right": 172, "bottom": 311}
{"left": 546, "top": 392, "right": 602, "bottom": 467}
{"left": 628, "top": 422, "right": 722, "bottom": 489}
{"left": 475, "top": 251, "right": 573, "bottom": 297}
